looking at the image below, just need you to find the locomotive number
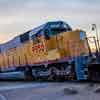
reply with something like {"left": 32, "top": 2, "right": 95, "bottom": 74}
{"left": 32, "top": 43, "right": 45, "bottom": 52}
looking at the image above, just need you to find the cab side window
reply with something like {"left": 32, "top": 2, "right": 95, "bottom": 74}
{"left": 44, "top": 29, "right": 50, "bottom": 40}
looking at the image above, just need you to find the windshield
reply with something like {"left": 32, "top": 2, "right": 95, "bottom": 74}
{"left": 51, "top": 28, "right": 67, "bottom": 35}
{"left": 48, "top": 22, "right": 72, "bottom": 35}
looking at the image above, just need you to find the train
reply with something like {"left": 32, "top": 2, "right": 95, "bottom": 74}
{"left": 0, "top": 21, "right": 90, "bottom": 81}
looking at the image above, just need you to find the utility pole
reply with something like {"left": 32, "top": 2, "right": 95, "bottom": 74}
{"left": 92, "top": 24, "right": 100, "bottom": 52}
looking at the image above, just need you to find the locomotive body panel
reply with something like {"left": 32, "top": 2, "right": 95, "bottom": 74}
{"left": 0, "top": 21, "right": 89, "bottom": 79}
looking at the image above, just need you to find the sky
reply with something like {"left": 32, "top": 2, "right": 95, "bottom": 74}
{"left": 0, "top": 0, "right": 100, "bottom": 43}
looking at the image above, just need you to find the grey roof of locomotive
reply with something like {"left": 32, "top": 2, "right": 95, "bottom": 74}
{"left": 0, "top": 23, "right": 46, "bottom": 53}
{"left": 0, "top": 21, "right": 71, "bottom": 53}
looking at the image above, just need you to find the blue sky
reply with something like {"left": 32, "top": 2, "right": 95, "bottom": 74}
{"left": 0, "top": 0, "right": 100, "bottom": 43}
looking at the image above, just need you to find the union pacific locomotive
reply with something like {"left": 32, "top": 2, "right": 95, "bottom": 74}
{"left": 0, "top": 21, "right": 89, "bottom": 81}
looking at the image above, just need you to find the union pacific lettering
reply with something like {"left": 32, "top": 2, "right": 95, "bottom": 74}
{"left": 32, "top": 43, "right": 45, "bottom": 52}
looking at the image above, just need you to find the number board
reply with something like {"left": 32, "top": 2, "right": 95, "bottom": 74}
{"left": 32, "top": 43, "right": 45, "bottom": 53}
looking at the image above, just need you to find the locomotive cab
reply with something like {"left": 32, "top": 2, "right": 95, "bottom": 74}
{"left": 44, "top": 21, "right": 72, "bottom": 38}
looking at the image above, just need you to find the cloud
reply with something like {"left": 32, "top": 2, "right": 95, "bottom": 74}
{"left": 0, "top": 0, "right": 100, "bottom": 43}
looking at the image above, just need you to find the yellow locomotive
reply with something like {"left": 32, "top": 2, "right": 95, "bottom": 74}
{"left": 0, "top": 21, "right": 89, "bottom": 80}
